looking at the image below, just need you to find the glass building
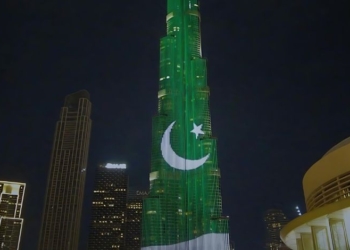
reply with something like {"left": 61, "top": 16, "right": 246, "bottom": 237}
{"left": 0, "top": 181, "right": 25, "bottom": 250}
{"left": 264, "top": 209, "right": 290, "bottom": 250}
{"left": 126, "top": 188, "right": 148, "bottom": 250}
{"left": 38, "top": 90, "right": 92, "bottom": 250}
{"left": 87, "top": 163, "right": 128, "bottom": 250}
{"left": 141, "top": 0, "right": 230, "bottom": 249}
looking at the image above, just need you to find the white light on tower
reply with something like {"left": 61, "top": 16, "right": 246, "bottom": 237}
{"left": 296, "top": 206, "right": 301, "bottom": 216}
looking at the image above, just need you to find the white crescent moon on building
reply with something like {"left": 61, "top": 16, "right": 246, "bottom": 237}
{"left": 161, "top": 121, "right": 210, "bottom": 170}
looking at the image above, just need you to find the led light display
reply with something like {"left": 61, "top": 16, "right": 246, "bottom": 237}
{"left": 141, "top": 0, "right": 230, "bottom": 249}
{"left": 105, "top": 163, "right": 127, "bottom": 169}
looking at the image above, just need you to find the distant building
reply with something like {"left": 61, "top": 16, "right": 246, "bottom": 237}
{"left": 126, "top": 188, "right": 148, "bottom": 250}
{"left": 230, "top": 240, "right": 235, "bottom": 250}
{"left": 264, "top": 208, "right": 290, "bottom": 250}
{"left": 0, "top": 181, "right": 26, "bottom": 250}
{"left": 281, "top": 137, "right": 350, "bottom": 249}
{"left": 87, "top": 163, "right": 128, "bottom": 250}
{"left": 38, "top": 90, "right": 92, "bottom": 250}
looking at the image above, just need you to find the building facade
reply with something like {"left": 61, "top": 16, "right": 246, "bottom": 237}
{"left": 87, "top": 163, "right": 128, "bottom": 250}
{"left": 126, "top": 188, "right": 148, "bottom": 250}
{"left": 38, "top": 90, "right": 92, "bottom": 250}
{"left": 141, "top": 0, "right": 230, "bottom": 249}
{"left": 281, "top": 137, "right": 350, "bottom": 250}
{"left": 264, "top": 209, "right": 290, "bottom": 250}
{"left": 0, "top": 181, "right": 25, "bottom": 250}
{"left": 230, "top": 240, "right": 235, "bottom": 250}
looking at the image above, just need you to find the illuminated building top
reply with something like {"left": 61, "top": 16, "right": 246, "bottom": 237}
{"left": 0, "top": 181, "right": 26, "bottom": 250}
{"left": 0, "top": 181, "right": 26, "bottom": 218}
{"left": 87, "top": 163, "right": 128, "bottom": 250}
{"left": 105, "top": 163, "right": 127, "bottom": 169}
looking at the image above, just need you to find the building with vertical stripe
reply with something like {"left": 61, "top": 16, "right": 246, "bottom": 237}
{"left": 38, "top": 90, "right": 92, "bottom": 250}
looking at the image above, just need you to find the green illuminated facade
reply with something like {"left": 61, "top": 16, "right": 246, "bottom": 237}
{"left": 141, "top": 0, "right": 230, "bottom": 249}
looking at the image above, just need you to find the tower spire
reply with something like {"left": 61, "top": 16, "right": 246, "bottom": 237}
{"left": 166, "top": 0, "right": 202, "bottom": 57}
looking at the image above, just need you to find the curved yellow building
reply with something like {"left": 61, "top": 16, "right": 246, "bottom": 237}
{"left": 281, "top": 138, "right": 350, "bottom": 250}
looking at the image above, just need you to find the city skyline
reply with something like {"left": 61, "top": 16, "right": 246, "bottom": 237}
{"left": 1, "top": 0, "right": 349, "bottom": 249}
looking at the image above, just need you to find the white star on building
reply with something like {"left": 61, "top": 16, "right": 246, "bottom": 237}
{"left": 191, "top": 123, "right": 205, "bottom": 139}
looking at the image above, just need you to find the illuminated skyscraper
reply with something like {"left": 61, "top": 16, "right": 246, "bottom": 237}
{"left": 0, "top": 181, "right": 25, "bottom": 250}
{"left": 87, "top": 163, "right": 128, "bottom": 250}
{"left": 38, "top": 90, "right": 92, "bottom": 250}
{"left": 264, "top": 209, "right": 289, "bottom": 250}
{"left": 126, "top": 188, "right": 148, "bottom": 250}
{"left": 141, "top": 0, "right": 230, "bottom": 249}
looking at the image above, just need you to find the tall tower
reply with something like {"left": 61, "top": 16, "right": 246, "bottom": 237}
{"left": 87, "top": 163, "right": 128, "bottom": 250}
{"left": 0, "top": 181, "right": 25, "bottom": 250}
{"left": 126, "top": 188, "right": 148, "bottom": 250}
{"left": 264, "top": 209, "right": 290, "bottom": 250}
{"left": 141, "top": 0, "right": 230, "bottom": 249}
{"left": 38, "top": 90, "right": 92, "bottom": 250}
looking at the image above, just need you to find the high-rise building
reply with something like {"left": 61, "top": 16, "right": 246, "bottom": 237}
{"left": 126, "top": 188, "right": 148, "bottom": 250}
{"left": 230, "top": 240, "right": 235, "bottom": 250}
{"left": 0, "top": 181, "right": 25, "bottom": 250}
{"left": 264, "top": 209, "right": 290, "bottom": 250}
{"left": 141, "top": 0, "right": 230, "bottom": 249}
{"left": 38, "top": 90, "right": 92, "bottom": 250}
{"left": 87, "top": 163, "right": 128, "bottom": 250}
{"left": 281, "top": 137, "right": 350, "bottom": 249}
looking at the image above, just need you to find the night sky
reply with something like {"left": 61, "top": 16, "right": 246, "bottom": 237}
{"left": 1, "top": 0, "right": 349, "bottom": 249}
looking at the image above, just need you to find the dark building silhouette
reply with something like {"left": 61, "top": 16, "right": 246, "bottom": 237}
{"left": 38, "top": 90, "right": 92, "bottom": 250}
{"left": 230, "top": 240, "right": 235, "bottom": 250}
{"left": 0, "top": 181, "right": 25, "bottom": 250}
{"left": 264, "top": 209, "right": 290, "bottom": 250}
{"left": 126, "top": 188, "right": 148, "bottom": 250}
{"left": 87, "top": 163, "right": 128, "bottom": 250}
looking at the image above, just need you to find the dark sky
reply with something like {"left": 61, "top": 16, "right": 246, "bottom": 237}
{"left": 1, "top": 0, "right": 349, "bottom": 249}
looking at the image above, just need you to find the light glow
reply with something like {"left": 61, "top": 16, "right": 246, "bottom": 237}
{"left": 105, "top": 163, "right": 126, "bottom": 169}
{"left": 295, "top": 205, "right": 302, "bottom": 216}
{"left": 136, "top": 191, "right": 149, "bottom": 196}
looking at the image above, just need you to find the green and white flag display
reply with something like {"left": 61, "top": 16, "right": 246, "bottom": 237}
{"left": 141, "top": 0, "right": 230, "bottom": 249}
